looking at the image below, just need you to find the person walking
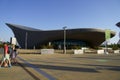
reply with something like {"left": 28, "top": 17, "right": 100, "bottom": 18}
{"left": 0, "top": 43, "right": 12, "bottom": 68}
{"left": 10, "top": 45, "right": 18, "bottom": 64}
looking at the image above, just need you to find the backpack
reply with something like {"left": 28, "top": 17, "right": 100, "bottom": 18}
{"left": 7, "top": 47, "right": 12, "bottom": 54}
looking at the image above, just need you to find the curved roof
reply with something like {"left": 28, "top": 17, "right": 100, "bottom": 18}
{"left": 6, "top": 23, "right": 41, "bottom": 31}
{"left": 116, "top": 22, "right": 120, "bottom": 27}
{"left": 6, "top": 23, "right": 116, "bottom": 49}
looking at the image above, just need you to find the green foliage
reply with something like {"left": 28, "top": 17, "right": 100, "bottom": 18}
{"left": 0, "top": 41, "right": 3, "bottom": 48}
{"left": 108, "top": 44, "right": 120, "bottom": 50}
{"left": 93, "top": 46, "right": 103, "bottom": 50}
{"left": 41, "top": 44, "right": 53, "bottom": 49}
{"left": 0, "top": 44, "right": 3, "bottom": 48}
{"left": 0, "top": 41, "right": 11, "bottom": 48}
{"left": 71, "top": 45, "right": 81, "bottom": 49}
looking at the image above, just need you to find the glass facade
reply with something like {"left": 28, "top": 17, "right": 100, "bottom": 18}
{"left": 51, "top": 40, "right": 88, "bottom": 49}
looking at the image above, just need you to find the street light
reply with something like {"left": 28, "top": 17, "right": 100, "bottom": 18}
{"left": 63, "top": 26, "right": 67, "bottom": 54}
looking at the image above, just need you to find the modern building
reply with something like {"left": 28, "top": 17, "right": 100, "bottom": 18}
{"left": 116, "top": 22, "right": 120, "bottom": 44}
{"left": 6, "top": 23, "right": 116, "bottom": 49}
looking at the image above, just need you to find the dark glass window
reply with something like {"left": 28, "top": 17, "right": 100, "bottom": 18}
{"left": 51, "top": 40, "right": 88, "bottom": 49}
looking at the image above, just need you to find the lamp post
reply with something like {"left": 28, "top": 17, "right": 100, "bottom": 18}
{"left": 63, "top": 26, "right": 67, "bottom": 54}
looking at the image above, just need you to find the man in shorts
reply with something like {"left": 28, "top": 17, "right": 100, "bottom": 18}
{"left": 0, "top": 43, "right": 12, "bottom": 68}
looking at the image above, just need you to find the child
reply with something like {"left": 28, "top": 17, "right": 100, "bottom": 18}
{"left": 0, "top": 43, "right": 12, "bottom": 68}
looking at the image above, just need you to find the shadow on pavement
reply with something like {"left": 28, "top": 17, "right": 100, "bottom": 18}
{"left": 16, "top": 62, "right": 99, "bottom": 73}
{"left": 23, "top": 59, "right": 120, "bottom": 72}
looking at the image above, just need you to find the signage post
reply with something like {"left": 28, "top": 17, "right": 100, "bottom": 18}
{"left": 105, "top": 29, "right": 111, "bottom": 54}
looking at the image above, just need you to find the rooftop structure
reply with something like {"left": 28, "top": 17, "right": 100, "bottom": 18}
{"left": 6, "top": 23, "right": 116, "bottom": 49}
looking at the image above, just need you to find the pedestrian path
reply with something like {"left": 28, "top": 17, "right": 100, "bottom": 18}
{"left": 0, "top": 54, "right": 120, "bottom": 80}
{"left": 0, "top": 55, "right": 47, "bottom": 80}
{"left": 18, "top": 56, "right": 56, "bottom": 80}
{"left": 0, "top": 63, "right": 37, "bottom": 80}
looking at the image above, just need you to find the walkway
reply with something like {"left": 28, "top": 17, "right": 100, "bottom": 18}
{"left": 0, "top": 54, "right": 120, "bottom": 80}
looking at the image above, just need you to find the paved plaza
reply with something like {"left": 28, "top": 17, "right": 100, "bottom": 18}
{"left": 0, "top": 53, "right": 120, "bottom": 80}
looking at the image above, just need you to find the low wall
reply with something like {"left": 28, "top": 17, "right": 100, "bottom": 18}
{"left": 74, "top": 50, "right": 84, "bottom": 54}
{"left": 17, "top": 49, "right": 41, "bottom": 54}
{"left": 41, "top": 49, "right": 54, "bottom": 54}
{"left": 97, "top": 50, "right": 105, "bottom": 54}
{"left": 114, "top": 50, "right": 120, "bottom": 54}
{"left": 17, "top": 49, "right": 120, "bottom": 54}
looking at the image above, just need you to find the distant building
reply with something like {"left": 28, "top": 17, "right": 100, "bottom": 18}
{"left": 116, "top": 22, "right": 120, "bottom": 44}
{"left": 10, "top": 37, "right": 17, "bottom": 45}
{"left": 6, "top": 23, "right": 116, "bottom": 49}
{"left": 117, "top": 40, "right": 120, "bottom": 44}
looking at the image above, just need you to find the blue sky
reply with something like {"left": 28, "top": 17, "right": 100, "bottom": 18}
{"left": 0, "top": 0, "right": 120, "bottom": 44}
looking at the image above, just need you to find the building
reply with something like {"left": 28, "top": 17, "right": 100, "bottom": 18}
{"left": 116, "top": 22, "right": 120, "bottom": 44}
{"left": 6, "top": 23, "right": 116, "bottom": 49}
